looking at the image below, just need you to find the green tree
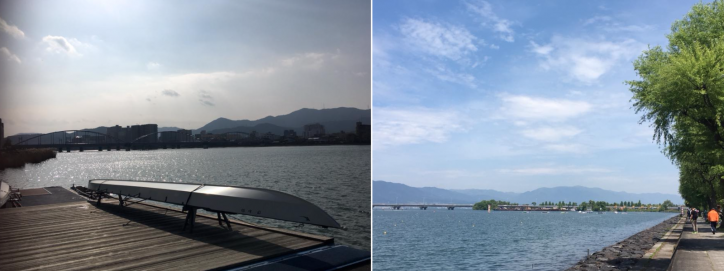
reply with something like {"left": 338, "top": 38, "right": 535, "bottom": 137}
{"left": 627, "top": 0, "right": 724, "bottom": 210}
{"left": 627, "top": 1, "right": 724, "bottom": 152}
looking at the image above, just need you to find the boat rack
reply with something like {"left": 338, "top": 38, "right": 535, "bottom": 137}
{"left": 180, "top": 205, "right": 233, "bottom": 233}
{"left": 87, "top": 187, "right": 235, "bottom": 233}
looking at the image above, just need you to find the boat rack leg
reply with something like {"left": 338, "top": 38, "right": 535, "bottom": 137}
{"left": 96, "top": 192, "right": 103, "bottom": 205}
{"left": 119, "top": 193, "right": 143, "bottom": 207}
{"left": 122, "top": 198, "right": 147, "bottom": 208}
{"left": 183, "top": 206, "right": 198, "bottom": 233}
{"left": 217, "top": 212, "right": 232, "bottom": 230}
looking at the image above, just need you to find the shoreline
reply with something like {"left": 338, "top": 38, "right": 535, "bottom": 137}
{"left": 0, "top": 148, "right": 57, "bottom": 169}
{"left": 566, "top": 215, "right": 680, "bottom": 270}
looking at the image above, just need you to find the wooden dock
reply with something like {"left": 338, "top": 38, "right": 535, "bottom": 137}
{"left": 0, "top": 191, "right": 344, "bottom": 270}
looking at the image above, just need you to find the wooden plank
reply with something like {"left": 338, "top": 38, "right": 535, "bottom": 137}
{"left": 0, "top": 197, "right": 328, "bottom": 271}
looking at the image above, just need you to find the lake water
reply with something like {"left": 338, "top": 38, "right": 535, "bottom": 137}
{"left": 0, "top": 145, "right": 370, "bottom": 250}
{"left": 373, "top": 209, "right": 676, "bottom": 270}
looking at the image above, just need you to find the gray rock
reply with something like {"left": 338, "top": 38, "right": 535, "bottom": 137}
{"left": 566, "top": 216, "right": 680, "bottom": 271}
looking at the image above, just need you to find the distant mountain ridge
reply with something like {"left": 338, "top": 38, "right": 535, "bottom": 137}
{"left": 373, "top": 181, "right": 684, "bottom": 205}
{"left": 5, "top": 107, "right": 369, "bottom": 138}
{"left": 196, "top": 107, "right": 370, "bottom": 135}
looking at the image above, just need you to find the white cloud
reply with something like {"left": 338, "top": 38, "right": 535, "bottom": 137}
{"left": 530, "top": 36, "right": 645, "bottom": 83}
{"left": 583, "top": 16, "right": 651, "bottom": 32}
{"left": 603, "top": 24, "right": 651, "bottom": 32}
{"left": 583, "top": 16, "right": 612, "bottom": 26}
{"left": 281, "top": 52, "right": 331, "bottom": 70}
{"left": 426, "top": 65, "right": 476, "bottom": 88}
{"left": 374, "top": 107, "right": 469, "bottom": 148}
{"left": 521, "top": 126, "right": 582, "bottom": 141}
{"left": 419, "top": 169, "right": 489, "bottom": 179}
{"left": 42, "top": 35, "right": 80, "bottom": 56}
{"left": 399, "top": 18, "right": 478, "bottom": 61}
{"left": 499, "top": 95, "right": 592, "bottom": 121}
{"left": 0, "top": 17, "right": 24, "bottom": 39}
{"left": 529, "top": 41, "right": 553, "bottom": 55}
{"left": 543, "top": 143, "right": 588, "bottom": 153}
{"left": 499, "top": 166, "right": 611, "bottom": 175}
{"left": 465, "top": 0, "right": 515, "bottom": 42}
{"left": 147, "top": 62, "right": 161, "bottom": 70}
{"left": 1, "top": 47, "right": 21, "bottom": 64}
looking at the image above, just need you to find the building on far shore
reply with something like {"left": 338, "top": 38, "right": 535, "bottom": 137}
{"left": 177, "top": 129, "right": 192, "bottom": 142}
{"left": 355, "top": 121, "right": 370, "bottom": 142}
{"left": 159, "top": 131, "right": 178, "bottom": 143}
{"left": 106, "top": 125, "right": 128, "bottom": 143}
{"left": 283, "top": 129, "right": 297, "bottom": 138}
{"left": 130, "top": 124, "right": 158, "bottom": 143}
{"left": 303, "top": 123, "right": 325, "bottom": 138}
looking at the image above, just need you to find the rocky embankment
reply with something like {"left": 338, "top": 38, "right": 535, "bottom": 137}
{"left": 566, "top": 215, "right": 680, "bottom": 271}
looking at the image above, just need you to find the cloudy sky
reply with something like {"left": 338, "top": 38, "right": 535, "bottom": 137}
{"left": 0, "top": 0, "right": 370, "bottom": 136}
{"left": 373, "top": 0, "right": 706, "bottom": 195}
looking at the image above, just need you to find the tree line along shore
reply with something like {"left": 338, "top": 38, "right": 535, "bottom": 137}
{"left": 473, "top": 199, "right": 679, "bottom": 212}
{"left": 626, "top": 1, "right": 724, "bottom": 212}
{"left": 0, "top": 148, "right": 57, "bottom": 170}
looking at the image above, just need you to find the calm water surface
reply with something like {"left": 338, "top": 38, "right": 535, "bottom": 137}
{"left": 373, "top": 209, "right": 676, "bottom": 270}
{"left": 0, "top": 146, "right": 370, "bottom": 250}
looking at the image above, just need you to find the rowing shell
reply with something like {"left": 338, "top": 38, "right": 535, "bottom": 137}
{"left": 0, "top": 181, "right": 9, "bottom": 208}
{"left": 88, "top": 179, "right": 341, "bottom": 229}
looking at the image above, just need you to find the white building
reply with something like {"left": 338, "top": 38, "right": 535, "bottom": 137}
{"left": 303, "top": 123, "right": 325, "bottom": 138}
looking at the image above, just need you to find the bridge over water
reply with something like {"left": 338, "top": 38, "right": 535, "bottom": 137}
{"left": 372, "top": 204, "right": 474, "bottom": 210}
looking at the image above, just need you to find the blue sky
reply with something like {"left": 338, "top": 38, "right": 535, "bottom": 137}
{"left": 373, "top": 0, "right": 707, "bottom": 195}
{"left": 0, "top": 0, "right": 370, "bottom": 135}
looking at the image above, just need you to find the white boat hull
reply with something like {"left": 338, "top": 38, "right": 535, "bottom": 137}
{"left": 0, "top": 181, "right": 9, "bottom": 208}
{"left": 88, "top": 179, "right": 341, "bottom": 228}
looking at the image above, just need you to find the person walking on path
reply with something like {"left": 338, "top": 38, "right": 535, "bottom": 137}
{"left": 709, "top": 207, "right": 720, "bottom": 234}
{"left": 687, "top": 207, "right": 691, "bottom": 222}
{"left": 691, "top": 208, "right": 699, "bottom": 233}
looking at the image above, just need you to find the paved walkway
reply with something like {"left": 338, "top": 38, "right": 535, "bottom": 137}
{"left": 669, "top": 218, "right": 724, "bottom": 270}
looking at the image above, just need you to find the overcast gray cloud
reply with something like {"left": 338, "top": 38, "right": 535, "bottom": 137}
{"left": 0, "top": 1, "right": 370, "bottom": 135}
{"left": 198, "top": 90, "right": 214, "bottom": 106}
{"left": 161, "top": 89, "right": 179, "bottom": 97}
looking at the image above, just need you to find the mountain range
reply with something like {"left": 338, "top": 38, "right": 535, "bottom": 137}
{"left": 194, "top": 107, "right": 370, "bottom": 135}
{"left": 373, "top": 181, "right": 684, "bottom": 205}
{"left": 6, "top": 107, "right": 370, "bottom": 139}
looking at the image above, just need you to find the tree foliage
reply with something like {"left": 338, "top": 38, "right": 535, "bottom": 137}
{"left": 627, "top": 0, "right": 724, "bottom": 209}
{"left": 473, "top": 199, "right": 516, "bottom": 210}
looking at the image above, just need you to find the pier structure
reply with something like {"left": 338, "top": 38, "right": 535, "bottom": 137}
{"left": 0, "top": 186, "right": 369, "bottom": 270}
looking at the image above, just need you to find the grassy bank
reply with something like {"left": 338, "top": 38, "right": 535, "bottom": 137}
{"left": 0, "top": 148, "right": 57, "bottom": 169}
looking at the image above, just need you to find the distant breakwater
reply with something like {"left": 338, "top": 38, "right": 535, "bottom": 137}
{"left": 566, "top": 215, "right": 680, "bottom": 271}
{"left": 0, "top": 148, "right": 57, "bottom": 169}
